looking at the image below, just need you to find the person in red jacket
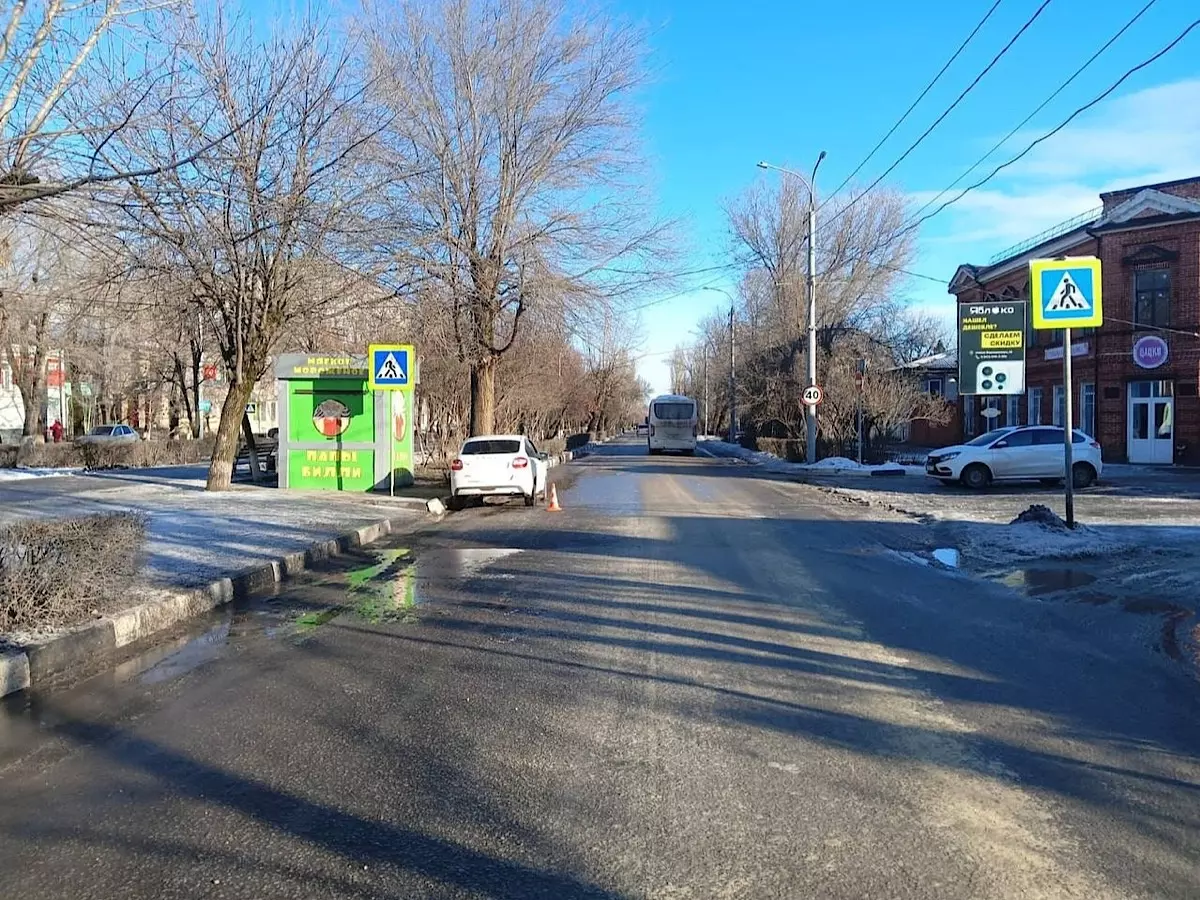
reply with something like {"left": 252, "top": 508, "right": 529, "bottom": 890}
{"left": 50, "top": 419, "right": 64, "bottom": 443}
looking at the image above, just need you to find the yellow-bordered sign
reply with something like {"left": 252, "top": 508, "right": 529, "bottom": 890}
{"left": 367, "top": 344, "right": 415, "bottom": 391}
{"left": 1030, "top": 256, "right": 1102, "bottom": 329}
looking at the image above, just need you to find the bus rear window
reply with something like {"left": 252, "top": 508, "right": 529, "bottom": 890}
{"left": 652, "top": 402, "right": 694, "bottom": 420}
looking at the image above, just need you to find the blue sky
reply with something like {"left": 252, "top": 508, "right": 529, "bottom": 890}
{"left": 616, "top": 0, "right": 1200, "bottom": 394}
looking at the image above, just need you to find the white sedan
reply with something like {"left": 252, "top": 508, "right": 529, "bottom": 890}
{"left": 450, "top": 435, "right": 548, "bottom": 507}
{"left": 925, "top": 425, "right": 1103, "bottom": 490}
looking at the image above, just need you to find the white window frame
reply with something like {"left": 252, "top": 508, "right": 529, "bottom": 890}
{"left": 1006, "top": 394, "right": 1021, "bottom": 427}
{"left": 1028, "top": 388, "right": 1043, "bottom": 426}
{"left": 927, "top": 376, "right": 944, "bottom": 397}
{"left": 1081, "top": 383, "right": 1096, "bottom": 437}
{"left": 964, "top": 395, "right": 976, "bottom": 437}
{"left": 1052, "top": 385, "right": 1065, "bottom": 427}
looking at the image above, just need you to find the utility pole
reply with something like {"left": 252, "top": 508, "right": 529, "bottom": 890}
{"left": 703, "top": 345, "right": 709, "bottom": 437}
{"left": 756, "top": 153, "right": 826, "bottom": 464}
{"left": 728, "top": 304, "right": 736, "bottom": 444}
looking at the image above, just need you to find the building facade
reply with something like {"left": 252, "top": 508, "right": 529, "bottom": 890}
{"left": 949, "top": 176, "right": 1200, "bottom": 465}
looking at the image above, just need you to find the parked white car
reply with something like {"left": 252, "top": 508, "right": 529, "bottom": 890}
{"left": 75, "top": 424, "right": 141, "bottom": 445}
{"left": 450, "top": 435, "right": 548, "bottom": 507}
{"left": 925, "top": 425, "right": 1103, "bottom": 490}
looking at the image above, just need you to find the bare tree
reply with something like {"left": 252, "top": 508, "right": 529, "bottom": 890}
{"left": 365, "top": 0, "right": 667, "bottom": 436}
{"left": 89, "top": 6, "right": 385, "bottom": 489}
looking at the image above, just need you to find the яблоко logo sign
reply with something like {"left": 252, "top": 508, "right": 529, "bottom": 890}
{"left": 312, "top": 398, "right": 352, "bottom": 437}
{"left": 1133, "top": 335, "right": 1168, "bottom": 369}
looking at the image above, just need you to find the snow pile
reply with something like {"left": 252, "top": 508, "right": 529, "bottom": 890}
{"left": 701, "top": 441, "right": 916, "bottom": 476}
{"left": 1010, "top": 504, "right": 1069, "bottom": 530}
{"left": 0, "top": 467, "right": 81, "bottom": 483}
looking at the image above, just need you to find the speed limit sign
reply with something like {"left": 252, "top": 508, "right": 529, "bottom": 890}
{"left": 802, "top": 385, "right": 823, "bottom": 406}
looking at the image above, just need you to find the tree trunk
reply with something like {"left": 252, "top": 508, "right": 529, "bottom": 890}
{"left": 18, "top": 376, "right": 45, "bottom": 437}
{"left": 190, "top": 348, "right": 203, "bottom": 439}
{"left": 468, "top": 357, "right": 497, "bottom": 436}
{"left": 240, "top": 413, "right": 262, "bottom": 483}
{"left": 205, "top": 378, "right": 254, "bottom": 491}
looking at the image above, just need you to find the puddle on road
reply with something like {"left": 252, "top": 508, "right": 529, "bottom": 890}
{"left": 932, "top": 548, "right": 959, "bottom": 568}
{"left": 1001, "top": 568, "right": 1097, "bottom": 597}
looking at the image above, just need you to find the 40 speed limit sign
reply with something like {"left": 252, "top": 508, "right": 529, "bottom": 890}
{"left": 801, "top": 385, "right": 823, "bottom": 406}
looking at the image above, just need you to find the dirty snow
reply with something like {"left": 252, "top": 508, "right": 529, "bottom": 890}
{"left": 700, "top": 440, "right": 923, "bottom": 476}
{"left": 0, "top": 467, "right": 82, "bottom": 482}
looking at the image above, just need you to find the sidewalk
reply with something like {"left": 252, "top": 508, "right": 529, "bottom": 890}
{"left": 0, "top": 466, "right": 430, "bottom": 588}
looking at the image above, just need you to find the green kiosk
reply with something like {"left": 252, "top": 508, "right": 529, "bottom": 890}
{"left": 275, "top": 352, "right": 415, "bottom": 492}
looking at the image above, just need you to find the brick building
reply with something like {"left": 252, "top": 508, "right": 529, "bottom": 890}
{"left": 949, "top": 175, "right": 1200, "bottom": 464}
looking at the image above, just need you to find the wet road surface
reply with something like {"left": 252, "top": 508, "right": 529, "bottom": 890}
{"left": 1, "top": 437, "right": 1199, "bottom": 899}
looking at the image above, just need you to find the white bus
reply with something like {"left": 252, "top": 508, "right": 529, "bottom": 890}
{"left": 647, "top": 394, "right": 698, "bottom": 455}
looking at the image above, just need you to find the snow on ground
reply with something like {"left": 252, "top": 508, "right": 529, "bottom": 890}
{"left": 0, "top": 467, "right": 82, "bottom": 482}
{"left": 0, "top": 473, "right": 424, "bottom": 588}
{"left": 699, "top": 440, "right": 924, "bottom": 476}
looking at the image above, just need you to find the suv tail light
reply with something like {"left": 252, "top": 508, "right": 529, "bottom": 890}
{"left": 1089, "top": 440, "right": 1100, "bottom": 449}
{"left": 512, "top": 456, "right": 529, "bottom": 469}
{"left": 451, "top": 459, "right": 463, "bottom": 471}
{"left": 649, "top": 424, "right": 655, "bottom": 436}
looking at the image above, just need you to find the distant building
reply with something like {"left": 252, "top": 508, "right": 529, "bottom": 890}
{"left": 895, "top": 350, "right": 960, "bottom": 447}
{"left": 949, "top": 175, "right": 1200, "bottom": 464}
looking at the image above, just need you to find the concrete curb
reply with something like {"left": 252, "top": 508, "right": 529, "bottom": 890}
{"left": 0, "top": 514, "right": 421, "bottom": 700}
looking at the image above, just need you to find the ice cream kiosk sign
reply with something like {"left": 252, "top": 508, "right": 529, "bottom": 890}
{"left": 275, "top": 353, "right": 415, "bottom": 492}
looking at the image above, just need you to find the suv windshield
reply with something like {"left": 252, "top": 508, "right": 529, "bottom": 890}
{"left": 461, "top": 439, "right": 522, "bottom": 455}
{"left": 652, "top": 402, "right": 694, "bottom": 421}
{"left": 965, "top": 428, "right": 1013, "bottom": 447}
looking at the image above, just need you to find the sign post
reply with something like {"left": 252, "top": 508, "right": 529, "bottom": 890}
{"left": 367, "top": 344, "right": 416, "bottom": 497}
{"left": 1030, "top": 256, "right": 1103, "bottom": 529}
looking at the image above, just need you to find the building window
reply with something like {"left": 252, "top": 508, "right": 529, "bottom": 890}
{"left": 1134, "top": 268, "right": 1170, "bottom": 329}
{"left": 1053, "top": 385, "right": 1065, "bottom": 426}
{"left": 1028, "top": 387, "right": 1043, "bottom": 426}
{"left": 964, "top": 395, "right": 976, "bottom": 437}
{"left": 926, "top": 377, "right": 944, "bottom": 397}
{"left": 1007, "top": 394, "right": 1021, "bottom": 427}
{"left": 1081, "top": 383, "right": 1096, "bottom": 437}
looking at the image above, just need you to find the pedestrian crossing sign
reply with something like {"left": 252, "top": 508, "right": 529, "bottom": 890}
{"left": 367, "top": 344, "right": 415, "bottom": 391}
{"left": 1030, "top": 257, "right": 1103, "bottom": 329}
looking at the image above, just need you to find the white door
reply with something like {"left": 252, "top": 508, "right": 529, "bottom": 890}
{"left": 1128, "top": 396, "right": 1174, "bottom": 464}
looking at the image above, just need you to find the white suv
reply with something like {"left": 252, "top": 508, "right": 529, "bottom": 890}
{"left": 925, "top": 426, "right": 1103, "bottom": 490}
{"left": 450, "top": 435, "right": 548, "bottom": 507}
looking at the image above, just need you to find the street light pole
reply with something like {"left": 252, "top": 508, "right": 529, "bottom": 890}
{"left": 757, "top": 152, "right": 826, "bottom": 463}
{"left": 703, "top": 345, "right": 709, "bottom": 437}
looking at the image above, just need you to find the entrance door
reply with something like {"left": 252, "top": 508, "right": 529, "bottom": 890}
{"left": 1128, "top": 385, "right": 1174, "bottom": 464}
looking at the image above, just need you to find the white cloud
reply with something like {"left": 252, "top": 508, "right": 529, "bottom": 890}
{"left": 913, "top": 78, "right": 1200, "bottom": 259}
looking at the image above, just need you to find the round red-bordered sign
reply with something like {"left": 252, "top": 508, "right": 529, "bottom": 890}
{"left": 801, "top": 385, "right": 823, "bottom": 406}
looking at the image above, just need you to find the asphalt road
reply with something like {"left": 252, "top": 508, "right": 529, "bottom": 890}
{"left": 1, "top": 436, "right": 1198, "bottom": 899}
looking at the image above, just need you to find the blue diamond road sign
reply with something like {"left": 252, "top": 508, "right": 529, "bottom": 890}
{"left": 367, "top": 344, "right": 415, "bottom": 391}
{"left": 1030, "top": 257, "right": 1103, "bottom": 329}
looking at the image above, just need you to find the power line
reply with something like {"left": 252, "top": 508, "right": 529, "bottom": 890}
{"left": 898, "top": 16, "right": 1200, "bottom": 241}
{"left": 826, "top": 0, "right": 1005, "bottom": 203}
{"left": 907, "top": 0, "right": 1159, "bottom": 227}
{"left": 826, "top": 0, "right": 1054, "bottom": 219}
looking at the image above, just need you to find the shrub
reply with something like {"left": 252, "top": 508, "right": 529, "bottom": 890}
{"left": 8, "top": 437, "right": 217, "bottom": 471}
{"left": 0, "top": 513, "right": 148, "bottom": 633}
{"left": 756, "top": 438, "right": 806, "bottom": 462}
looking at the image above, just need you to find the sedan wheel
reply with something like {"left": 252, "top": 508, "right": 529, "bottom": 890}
{"left": 961, "top": 463, "right": 992, "bottom": 490}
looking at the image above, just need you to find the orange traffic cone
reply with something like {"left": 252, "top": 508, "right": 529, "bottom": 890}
{"left": 546, "top": 484, "right": 562, "bottom": 512}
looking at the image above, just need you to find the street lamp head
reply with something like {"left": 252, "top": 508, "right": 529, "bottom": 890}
{"left": 817, "top": 150, "right": 827, "bottom": 164}
{"left": 756, "top": 161, "right": 769, "bottom": 169}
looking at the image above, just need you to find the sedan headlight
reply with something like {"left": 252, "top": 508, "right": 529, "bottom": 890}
{"left": 934, "top": 451, "right": 960, "bottom": 463}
